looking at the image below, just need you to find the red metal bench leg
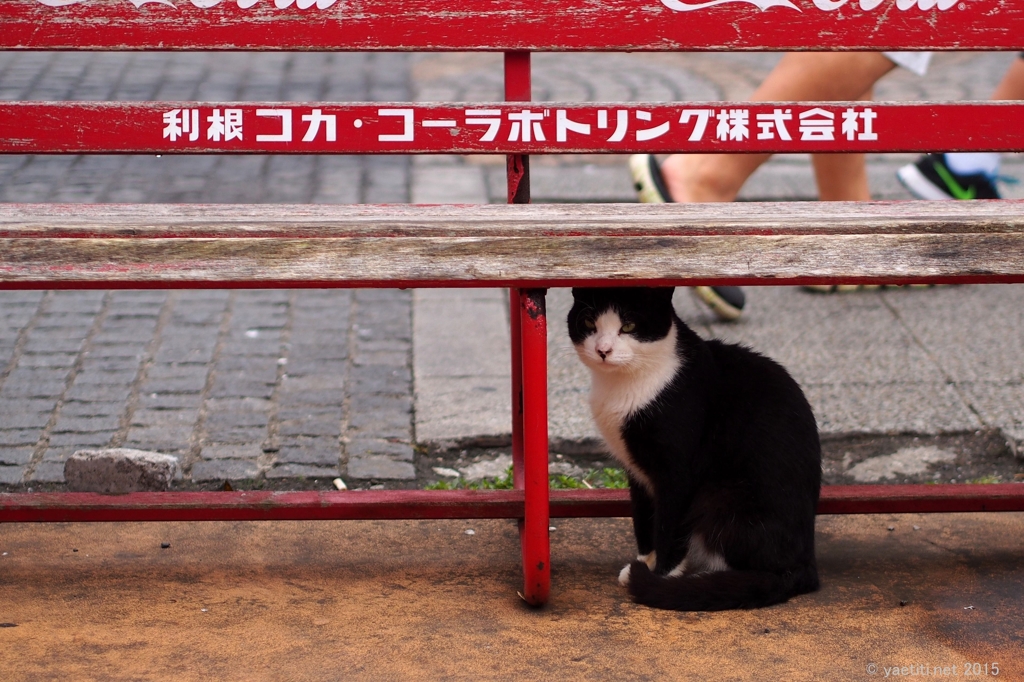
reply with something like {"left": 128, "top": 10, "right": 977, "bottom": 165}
{"left": 518, "top": 287, "right": 550, "bottom": 606}
{"left": 510, "top": 288, "right": 525, "bottom": 489}
{"left": 504, "top": 50, "right": 548, "bottom": 605}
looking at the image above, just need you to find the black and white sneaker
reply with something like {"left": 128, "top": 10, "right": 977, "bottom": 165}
{"left": 629, "top": 154, "right": 746, "bottom": 321}
{"left": 897, "top": 154, "right": 1001, "bottom": 200}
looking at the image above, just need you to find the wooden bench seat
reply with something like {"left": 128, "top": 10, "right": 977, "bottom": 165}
{"left": 4, "top": 201, "right": 1024, "bottom": 288}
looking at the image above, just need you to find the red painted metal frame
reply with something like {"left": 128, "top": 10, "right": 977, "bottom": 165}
{"left": 3, "top": 485, "right": 1023, "bottom": 524}
{"left": 504, "top": 51, "right": 550, "bottom": 606}
{"left": 3, "top": 0, "right": 1024, "bottom": 52}
{"left": 4, "top": 102, "right": 1024, "bottom": 156}
{"left": 3, "top": 2, "right": 1024, "bottom": 609}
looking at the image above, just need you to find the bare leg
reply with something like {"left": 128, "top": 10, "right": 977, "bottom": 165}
{"left": 991, "top": 56, "right": 1024, "bottom": 100}
{"left": 661, "top": 52, "right": 896, "bottom": 202}
{"left": 811, "top": 88, "right": 874, "bottom": 201}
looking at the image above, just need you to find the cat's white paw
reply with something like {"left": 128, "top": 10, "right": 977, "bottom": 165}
{"left": 618, "top": 563, "right": 632, "bottom": 586}
{"left": 638, "top": 551, "right": 657, "bottom": 570}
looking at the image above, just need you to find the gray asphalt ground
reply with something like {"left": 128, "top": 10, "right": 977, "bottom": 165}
{"left": 1, "top": 50, "right": 1023, "bottom": 489}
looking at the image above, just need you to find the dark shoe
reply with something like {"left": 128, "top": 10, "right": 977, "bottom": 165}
{"left": 629, "top": 154, "right": 746, "bottom": 321}
{"left": 897, "top": 154, "right": 1001, "bottom": 200}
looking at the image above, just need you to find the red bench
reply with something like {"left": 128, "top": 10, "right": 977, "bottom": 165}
{"left": 3, "top": 0, "right": 1024, "bottom": 607}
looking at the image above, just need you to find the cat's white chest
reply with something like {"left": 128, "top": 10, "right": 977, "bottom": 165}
{"left": 586, "top": 331, "right": 681, "bottom": 493}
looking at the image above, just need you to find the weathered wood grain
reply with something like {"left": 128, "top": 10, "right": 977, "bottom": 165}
{"left": 3, "top": 0, "right": 1023, "bottom": 52}
{"left": 2, "top": 202, "right": 1023, "bottom": 288}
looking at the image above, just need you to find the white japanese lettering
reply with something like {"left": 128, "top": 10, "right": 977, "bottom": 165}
{"left": 556, "top": 110, "right": 591, "bottom": 142}
{"left": 507, "top": 109, "right": 546, "bottom": 142}
{"left": 466, "top": 109, "right": 502, "bottom": 142}
{"left": 208, "top": 108, "right": 243, "bottom": 142}
{"left": 256, "top": 109, "right": 292, "bottom": 142}
{"left": 378, "top": 108, "right": 414, "bottom": 142}
{"left": 679, "top": 109, "right": 712, "bottom": 142}
{"left": 301, "top": 108, "right": 336, "bottom": 142}
{"left": 756, "top": 109, "right": 792, "bottom": 141}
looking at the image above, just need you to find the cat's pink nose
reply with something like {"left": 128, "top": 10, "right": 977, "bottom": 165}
{"left": 597, "top": 349, "right": 608, "bottom": 360}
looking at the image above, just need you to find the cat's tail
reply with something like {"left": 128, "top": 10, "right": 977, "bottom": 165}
{"left": 626, "top": 561, "right": 819, "bottom": 612}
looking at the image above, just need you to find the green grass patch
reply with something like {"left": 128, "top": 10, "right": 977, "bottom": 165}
{"left": 425, "top": 466, "right": 629, "bottom": 490}
{"left": 966, "top": 475, "right": 1002, "bottom": 484}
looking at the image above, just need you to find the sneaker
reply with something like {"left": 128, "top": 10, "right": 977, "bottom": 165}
{"left": 897, "top": 154, "right": 1001, "bottom": 200}
{"left": 629, "top": 154, "right": 746, "bottom": 321}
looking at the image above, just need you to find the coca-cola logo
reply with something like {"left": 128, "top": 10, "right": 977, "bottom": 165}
{"left": 661, "top": 0, "right": 957, "bottom": 11}
{"left": 35, "top": 0, "right": 340, "bottom": 8}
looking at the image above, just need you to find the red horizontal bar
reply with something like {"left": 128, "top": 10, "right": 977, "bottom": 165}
{"left": 2, "top": 0, "right": 1022, "bottom": 52}
{"left": 1, "top": 485, "right": 1022, "bottom": 524}
{"left": 4, "top": 102, "right": 1024, "bottom": 155}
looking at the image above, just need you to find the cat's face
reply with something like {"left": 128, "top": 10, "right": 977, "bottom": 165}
{"left": 568, "top": 288, "right": 676, "bottom": 373}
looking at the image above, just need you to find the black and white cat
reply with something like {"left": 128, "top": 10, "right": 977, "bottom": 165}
{"left": 568, "top": 287, "right": 821, "bottom": 611}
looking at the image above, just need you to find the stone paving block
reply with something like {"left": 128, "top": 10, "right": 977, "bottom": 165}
{"left": 16, "top": 353, "right": 77, "bottom": 369}
{"left": 347, "top": 455, "right": 416, "bottom": 481}
{"left": 346, "top": 410, "right": 412, "bottom": 439}
{"left": 51, "top": 416, "right": 122, "bottom": 434}
{"left": 28, "top": 461, "right": 66, "bottom": 483}
{"left": 131, "top": 409, "right": 199, "bottom": 428}
{"left": 350, "top": 365, "right": 413, "bottom": 395}
{"left": 79, "top": 358, "right": 144, "bottom": 374}
{"left": 46, "top": 431, "right": 115, "bottom": 449}
{"left": 59, "top": 401, "right": 124, "bottom": 418}
{"left": 1, "top": 379, "right": 67, "bottom": 399}
{"left": 204, "top": 411, "right": 270, "bottom": 430}
{"left": 0, "top": 412, "right": 53, "bottom": 430}
{"left": 124, "top": 425, "right": 194, "bottom": 451}
{"left": 82, "top": 345, "right": 145, "bottom": 361}
{"left": 71, "top": 370, "right": 139, "bottom": 386}
{"left": 0, "top": 430, "right": 42, "bottom": 447}
{"left": 346, "top": 439, "right": 415, "bottom": 461}
{"left": 278, "top": 419, "right": 342, "bottom": 439}
{"left": 64, "top": 383, "right": 132, "bottom": 403}
{"left": 190, "top": 459, "right": 260, "bottom": 483}
{"left": 137, "top": 393, "right": 204, "bottom": 411}
{"left": 0, "top": 466, "right": 25, "bottom": 485}
{"left": 276, "top": 443, "right": 339, "bottom": 467}
{"left": 209, "top": 380, "right": 275, "bottom": 400}
{"left": 200, "top": 444, "right": 265, "bottom": 461}
{"left": 0, "top": 447, "right": 35, "bottom": 466}
{"left": 265, "top": 463, "right": 338, "bottom": 479}
{"left": 141, "top": 376, "right": 210, "bottom": 395}
{"left": 276, "top": 388, "right": 346, "bottom": 407}
{"left": 203, "top": 426, "right": 266, "bottom": 445}
{"left": 277, "top": 406, "right": 339, "bottom": 420}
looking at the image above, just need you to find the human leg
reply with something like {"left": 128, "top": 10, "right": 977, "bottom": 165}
{"left": 659, "top": 52, "right": 895, "bottom": 203}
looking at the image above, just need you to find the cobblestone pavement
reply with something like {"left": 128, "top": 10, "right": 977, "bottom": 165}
{"left": 3, "top": 50, "right": 1024, "bottom": 490}
{"left": 0, "top": 52, "right": 416, "bottom": 488}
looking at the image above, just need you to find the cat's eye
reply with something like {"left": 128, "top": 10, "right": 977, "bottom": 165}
{"left": 584, "top": 319, "right": 596, "bottom": 330}
{"left": 621, "top": 322, "right": 636, "bottom": 333}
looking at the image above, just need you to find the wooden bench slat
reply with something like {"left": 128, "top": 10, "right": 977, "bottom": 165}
{"left": 4, "top": 102, "right": 1024, "bottom": 155}
{"left": 4, "top": 0, "right": 1023, "bottom": 51}
{"left": 3, "top": 202, "right": 1024, "bottom": 288}
{"left": 4, "top": 201, "right": 1023, "bottom": 236}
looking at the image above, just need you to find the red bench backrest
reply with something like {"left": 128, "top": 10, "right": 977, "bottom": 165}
{"left": 3, "top": 0, "right": 1023, "bottom": 51}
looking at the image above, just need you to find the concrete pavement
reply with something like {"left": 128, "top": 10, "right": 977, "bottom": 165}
{"left": 1, "top": 50, "right": 1023, "bottom": 489}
